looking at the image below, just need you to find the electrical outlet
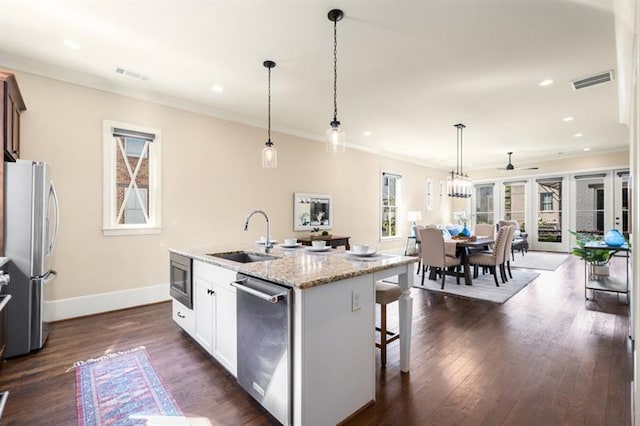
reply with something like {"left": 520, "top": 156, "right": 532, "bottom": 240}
{"left": 351, "top": 290, "right": 361, "bottom": 312}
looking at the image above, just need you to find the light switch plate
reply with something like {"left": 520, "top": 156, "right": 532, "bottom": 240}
{"left": 351, "top": 290, "right": 361, "bottom": 312}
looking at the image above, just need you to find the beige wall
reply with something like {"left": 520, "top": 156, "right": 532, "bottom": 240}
{"left": 12, "top": 70, "right": 450, "bottom": 300}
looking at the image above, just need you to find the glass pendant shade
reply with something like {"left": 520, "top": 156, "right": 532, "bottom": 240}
{"left": 326, "top": 121, "right": 345, "bottom": 153}
{"left": 262, "top": 142, "right": 277, "bottom": 168}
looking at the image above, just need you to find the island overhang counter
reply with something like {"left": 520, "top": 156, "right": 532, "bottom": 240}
{"left": 169, "top": 245, "right": 417, "bottom": 425}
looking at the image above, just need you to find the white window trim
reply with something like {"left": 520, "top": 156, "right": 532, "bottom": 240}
{"left": 103, "top": 120, "right": 162, "bottom": 236}
{"left": 380, "top": 170, "right": 402, "bottom": 241}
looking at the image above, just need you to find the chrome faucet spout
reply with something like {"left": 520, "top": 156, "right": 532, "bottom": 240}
{"left": 243, "top": 210, "right": 272, "bottom": 252}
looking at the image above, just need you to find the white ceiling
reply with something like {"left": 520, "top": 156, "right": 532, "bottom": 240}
{"left": 0, "top": 1, "right": 628, "bottom": 171}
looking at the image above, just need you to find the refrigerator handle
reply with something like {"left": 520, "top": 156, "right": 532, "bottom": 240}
{"left": 48, "top": 181, "right": 60, "bottom": 255}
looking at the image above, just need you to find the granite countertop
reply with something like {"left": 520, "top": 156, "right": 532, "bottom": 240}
{"left": 170, "top": 244, "right": 417, "bottom": 290}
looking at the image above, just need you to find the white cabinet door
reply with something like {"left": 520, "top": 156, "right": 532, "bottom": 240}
{"left": 171, "top": 298, "right": 195, "bottom": 338}
{"left": 193, "top": 275, "right": 214, "bottom": 353}
{"left": 213, "top": 282, "right": 237, "bottom": 376}
{"left": 193, "top": 260, "right": 238, "bottom": 376}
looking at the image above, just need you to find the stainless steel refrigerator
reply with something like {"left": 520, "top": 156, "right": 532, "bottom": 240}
{"left": 4, "top": 160, "right": 59, "bottom": 357}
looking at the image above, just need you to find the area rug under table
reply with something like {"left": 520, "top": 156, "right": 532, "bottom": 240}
{"left": 509, "top": 250, "right": 569, "bottom": 271}
{"left": 73, "top": 346, "right": 183, "bottom": 425}
{"left": 406, "top": 270, "right": 540, "bottom": 304}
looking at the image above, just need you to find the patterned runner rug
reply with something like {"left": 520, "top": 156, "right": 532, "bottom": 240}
{"left": 73, "top": 346, "right": 183, "bottom": 425}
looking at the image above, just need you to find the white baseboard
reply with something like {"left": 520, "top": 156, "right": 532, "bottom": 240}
{"left": 44, "top": 283, "right": 170, "bottom": 322}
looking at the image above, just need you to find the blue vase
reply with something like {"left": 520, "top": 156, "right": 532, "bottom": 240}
{"left": 461, "top": 224, "right": 471, "bottom": 237}
{"left": 604, "top": 229, "right": 625, "bottom": 247}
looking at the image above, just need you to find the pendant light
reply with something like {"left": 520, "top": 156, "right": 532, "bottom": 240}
{"left": 262, "top": 60, "right": 277, "bottom": 168}
{"left": 326, "top": 9, "right": 345, "bottom": 153}
{"left": 447, "top": 123, "right": 472, "bottom": 198}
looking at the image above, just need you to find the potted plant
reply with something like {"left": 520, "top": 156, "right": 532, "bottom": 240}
{"left": 569, "top": 230, "right": 614, "bottom": 276}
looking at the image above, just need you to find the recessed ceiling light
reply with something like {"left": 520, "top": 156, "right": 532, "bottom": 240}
{"left": 63, "top": 39, "right": 80, "bottom": 50}
{"left": 584, "top": 147, "right": 591, "bottom": 151}
{"left": 363, "top": 131, "right": 372, "bottom": 137}
{"left": 562, "top": 116, "right": 574, "bottom": 122}
{"left": 211, "top": 84, "right": 223, "bottom": 93}
{"left": 574, "top": 133, "right": 583, "bottom": 138}
{"left": 539, "top": 79, "right": 554, "bottom": 87}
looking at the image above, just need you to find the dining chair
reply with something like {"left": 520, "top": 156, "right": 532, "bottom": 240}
{"left": 501, "top": 225, "right": 516, "bottom": 280}
{"left": 498, "top": 219, "right": 527, "bottom": 260}
{"left": 413, "top": 225, "right": 426, "bottom": 274}
{"left": 419, "top": 227, "right": 461, "bottom": 289}
{"left": 474, "top": 223, "right": 494, "bottom": 239}
{"left": 468, "top": 226, "right": 510, "bottom": 286}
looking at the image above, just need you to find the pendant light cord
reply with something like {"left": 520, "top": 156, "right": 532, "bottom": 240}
{"left": 268, "top": 65, "right": 272, "bottom": 142}
{"left": 333, "top": 19, "right": 338, "bottom": 122}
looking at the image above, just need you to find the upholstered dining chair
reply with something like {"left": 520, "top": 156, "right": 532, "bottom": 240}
{"left": 413, "top": 225, "right": 426, "bottom": 274}
{"left": 468, "top": 225, "right": 510, "bottom": 286}
{"left": 419, "top": 227, "right": 461, "bottom": 289}
{"left": 501, "top": 225, "right": 516, "bottom": 280}
{"left": 498, "top": 219, "right": 527, "bottom": 260}
{"left": 474, "top": 223, "right": 494, "bottom": 239}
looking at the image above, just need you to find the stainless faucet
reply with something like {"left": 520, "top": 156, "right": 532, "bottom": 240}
{"left": 244, "top": 210, "right": 272, "bottom": 252}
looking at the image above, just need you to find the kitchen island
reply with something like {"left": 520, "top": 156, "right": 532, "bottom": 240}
{"left": 169, "top": 244, "right": 416, "bottom": 425}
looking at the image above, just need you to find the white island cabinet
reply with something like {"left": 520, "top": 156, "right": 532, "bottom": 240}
{"left": 170, "top": 245, "right": 416, "bottom": 425}
{"left": 181, "top": 260, "right": 237, "bottom": 376}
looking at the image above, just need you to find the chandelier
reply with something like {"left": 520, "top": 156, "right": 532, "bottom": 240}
{"left": 447, "top": 123, "right": 472, "bottom": 198}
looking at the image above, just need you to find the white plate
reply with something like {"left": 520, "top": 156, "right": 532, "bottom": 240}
{"left": 346, "top": 249, "right": 377, "bottom": 257}
{"left": 280, "top": 243, "right": 302, "bottom": 248}
{"left": 305, "top": 246, "right": 332, "bottom": 252}
{"left": 256, "top": 240, "right": 278, "bottom": 245}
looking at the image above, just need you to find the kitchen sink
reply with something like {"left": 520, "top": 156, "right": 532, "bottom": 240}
{"left": 208, "top": 251, "right": 279, "bottom": 263}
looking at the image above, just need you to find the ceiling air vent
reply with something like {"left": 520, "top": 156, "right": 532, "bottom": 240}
{"left": 115, "top": 67, "right": 150, "bottom": 82}
{"left": 571, "top": 70, "right": 613, "bottom": 90}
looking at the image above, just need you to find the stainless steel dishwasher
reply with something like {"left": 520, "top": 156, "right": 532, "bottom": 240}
{"left": 232, "top": 273, "right": 292, "bottom": 425}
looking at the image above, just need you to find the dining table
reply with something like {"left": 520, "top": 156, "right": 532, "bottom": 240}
{"left": 429, "top": 236, "right": 495, "bottom": 285}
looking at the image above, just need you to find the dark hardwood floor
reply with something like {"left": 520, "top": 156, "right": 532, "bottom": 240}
{"left": 0, "top": 255, "right": 631, "bottom": 425}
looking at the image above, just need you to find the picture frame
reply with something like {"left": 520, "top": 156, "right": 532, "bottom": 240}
{"left": 294, "top": 193, "right": 333, "bottom": 231}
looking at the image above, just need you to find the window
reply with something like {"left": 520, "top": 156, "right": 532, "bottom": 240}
{"left": 103, "top": 120, "right": 162, "bottom": 236}
{"left": 540, "top": 192, "right": 553, "bottom": 211}
{"left": 474, "top": 183, "right": 495, "bottom": 225}
{"left": 426, "top": 178, "right": 434, "bottom": 211}
{"left": 381, "top": 172, "right": 401, "bottom": 239}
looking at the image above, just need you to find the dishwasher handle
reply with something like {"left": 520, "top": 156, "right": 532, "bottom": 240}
{"left": 232, "top": 279, "right": 286, "bottom": 304}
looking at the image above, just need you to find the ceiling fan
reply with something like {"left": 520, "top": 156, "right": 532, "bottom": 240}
{"left": 500, "top": 151, "right": 539, "bottom": 171}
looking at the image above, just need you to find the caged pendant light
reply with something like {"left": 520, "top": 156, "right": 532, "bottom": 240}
{"left": 326, "top": 8, "right": 345, "bottom": 153}
{"left": 447, "top": 123, "right": 472, "bottom": 198}
{"left": 262, "top": 60, "right": 277, "bottom": 168}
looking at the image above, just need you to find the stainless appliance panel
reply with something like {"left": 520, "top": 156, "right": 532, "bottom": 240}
{"left": 4, "top": 160, "right": 58, "bottom": 357}
{"left": 235, "top": 274, "right": 292, "bottom": 425}
{"left": 30, "top": 271, "right": 56, "bottom": 350}
{"left": 4, "top": 161, "right": 34, "bottom": 277}
{"left": 169, "top": 253, "right": 192, "bottom": 309}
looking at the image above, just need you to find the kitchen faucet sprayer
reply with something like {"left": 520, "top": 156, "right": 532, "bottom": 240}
{"left": 244, "top": 210, "right": 272, "bottom": 252}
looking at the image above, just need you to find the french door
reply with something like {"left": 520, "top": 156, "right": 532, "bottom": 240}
{"left": 614, "top": 170, "right": 631, "bottom": 238}
{"left": 532, "top": 177, "right": 569, "bottom": 252}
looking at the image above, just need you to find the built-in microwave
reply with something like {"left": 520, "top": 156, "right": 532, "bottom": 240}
{"left": 169, "top": 253, "right": 192, "bottom": 309}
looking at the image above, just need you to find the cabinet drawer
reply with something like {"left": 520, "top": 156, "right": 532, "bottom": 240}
{"left": 172, "top": 298, "right": 195, "bottom": 337}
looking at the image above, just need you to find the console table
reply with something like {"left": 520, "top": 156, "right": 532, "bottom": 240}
{"left": 298, "top": 235, "right": 350, "bottom": 250}
{"left": 583, "top": 242, "right": 630, "bottom": 304}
